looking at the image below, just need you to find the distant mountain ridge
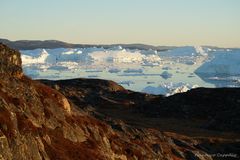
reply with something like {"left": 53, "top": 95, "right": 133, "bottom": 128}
{"left": 0, "top": 38, "right": 175, "bottom": 51}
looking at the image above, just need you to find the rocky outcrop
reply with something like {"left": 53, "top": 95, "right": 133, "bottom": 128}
{"left": 0, "top": 43, "right": 22, "bottom": 77}
{"left": 140, "top": 87, "right": 240, "bottom": 132}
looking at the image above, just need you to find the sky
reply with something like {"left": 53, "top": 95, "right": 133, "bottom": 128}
{"left": 0, "top": 0, "right": 239, "bottom": 47}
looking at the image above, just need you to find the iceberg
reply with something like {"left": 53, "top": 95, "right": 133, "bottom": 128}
{"left": 119, "top": 81, "right": 135, "bottom": 86}
{"left": 160, "top": 71, "right": 173, "bottom": 79}
{"left": 108, "top": 68, "right": 121, "bottom": 73}
{"left": 21, "top": 49, "right": 49, "bottom": 65}
{"left": 159, "top": 46, "right": 209, "bottom": 65}
{"left": 195, "top": 49, "right": 240, "bottom": 76}
{"left": 142, "top": 82, "right": 199, "bottom": 96}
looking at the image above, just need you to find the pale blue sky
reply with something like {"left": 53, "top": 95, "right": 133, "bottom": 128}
{"left": 0, "top": 0, "right": 239, "bottom": 47}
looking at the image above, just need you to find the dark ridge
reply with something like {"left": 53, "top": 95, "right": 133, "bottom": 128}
{"left": 41, "top": 78, "right": 240, "bottom": 133}
{"left": 0, "top": 38, "right": 175, "bottom": 51}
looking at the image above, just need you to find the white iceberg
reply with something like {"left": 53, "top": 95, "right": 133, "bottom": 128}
{"left": 195, "top": 49, "right": 240, "bottom": 76}
{"left": 142, "top": 82, "right": 199, "bottom": 96}
{"left": 21, "top": 49, "right": 49, "bottom": 65}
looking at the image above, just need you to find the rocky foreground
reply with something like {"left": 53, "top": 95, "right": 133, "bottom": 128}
{"left": 0, "top": 43, "right": 240, "bottom": 160}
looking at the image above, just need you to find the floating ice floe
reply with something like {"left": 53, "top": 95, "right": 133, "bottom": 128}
{"left": 108, "top": 68, "right": 121, "bottom": 73}
{"left": 147, "top": 82, "right": 155, "bottom": 84}
{"left": 162, "top": 66, "right": 172, "bottom": 70}
{"left": 160, "top": 71, "right": 173, "bottom": 79}
{"left": 123, "top": 68, "right": 143, "bottom": 73}
{"left": 119, "top": 81, "right": 135, "bottom": 86}
{"left": 85, "top": 69, "right": 103, "bottom": 73}
{"left": 88, "top": 75, "right": 99, "bottom": 78}
{"left": 48, "top": 65, "right": 69, "bottom": 70}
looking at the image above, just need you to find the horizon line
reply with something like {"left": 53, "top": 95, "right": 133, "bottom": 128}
{"left": 1, "top": 37, "right": 239, "bottom": 49}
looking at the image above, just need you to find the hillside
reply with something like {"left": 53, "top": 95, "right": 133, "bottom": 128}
{"left": 0, "top": 43, "right": 240, "bottom": 159}
{"left": 0, "top": 38, "right": 173, "bottom": 51}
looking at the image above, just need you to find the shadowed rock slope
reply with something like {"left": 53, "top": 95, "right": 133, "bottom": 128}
{"left": 41, "top": 78, "right": 240, "bottom": 134}
{"left": 0, "top": 43, "right": 240, "bottom": 160}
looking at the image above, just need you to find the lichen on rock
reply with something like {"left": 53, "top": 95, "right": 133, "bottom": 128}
{"left": 0, "top": 43, "right": 23, "bottom": 77}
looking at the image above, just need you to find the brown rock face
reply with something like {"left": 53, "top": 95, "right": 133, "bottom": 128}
{"left": 0, "top": 43, "right": 23, "bottom": 77}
